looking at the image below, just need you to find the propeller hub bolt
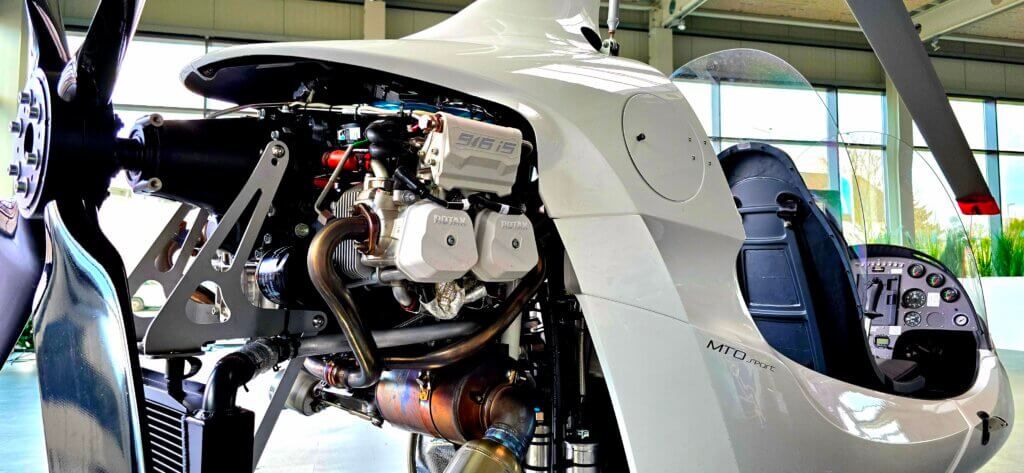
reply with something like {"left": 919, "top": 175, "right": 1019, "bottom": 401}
{"left": 25, "top": 153, "right": 40, "bottom": 166}
{"left": 28, "top": 105, "right": 41, "bottom": 121}
{"left": 9, "top": 120, "right": 22, "bottom": 135}
{"left": 15, "top": 179, "right": 29, "bottom": 195}
{"left": 7, "top": 163, "right": 19, "bottom": 177}
{"left": 18, "top": 91, "right": 31, "bottom": 105}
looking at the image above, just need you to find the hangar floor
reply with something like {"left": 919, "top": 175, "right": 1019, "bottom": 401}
{"left": 2, "top": 351, "right": 1023, "bottom": 472}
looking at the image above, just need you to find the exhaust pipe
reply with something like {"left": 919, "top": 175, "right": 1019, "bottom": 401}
{"left": 374, "top": 361, "right": 537, "bottom": 473}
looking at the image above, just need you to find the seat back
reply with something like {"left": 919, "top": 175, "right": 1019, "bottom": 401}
{"left": 720, "top": 143, "right": 886, "bottom": 389}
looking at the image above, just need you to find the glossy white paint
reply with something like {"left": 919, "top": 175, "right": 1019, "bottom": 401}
{"left": 621, "top": 93, "right": 706, "bottom": 202}
{"left": 183, "top": 0, "right": 1013, "bottom": 470}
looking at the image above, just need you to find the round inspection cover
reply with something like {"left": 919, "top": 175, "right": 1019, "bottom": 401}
{"left": 621, "top": 93, "right": 706, "bottom": 202}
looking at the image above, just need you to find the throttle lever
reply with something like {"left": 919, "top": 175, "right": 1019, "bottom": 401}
{"left": 864, "top": 278, "right": 884, "bottom": 320}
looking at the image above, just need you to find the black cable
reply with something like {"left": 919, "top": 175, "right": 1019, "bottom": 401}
{"left": 392, "top": 167, "right": 469, "bottom": 210}
{"left": 468, "top": 193, "right": 525, "bottom": 215}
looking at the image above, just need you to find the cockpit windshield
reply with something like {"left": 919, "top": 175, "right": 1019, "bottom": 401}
{"left": 671, "top": 49, "right": 987, "bottom": 322}
{"left": 672, "top": 49, "right": 989, "bottom": 397}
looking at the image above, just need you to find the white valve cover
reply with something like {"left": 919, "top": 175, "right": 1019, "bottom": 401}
{"left": 472, "top": 210, "right": 538, "bottom": 282}
{"left": 395, "top": 202, "right": 478, "bottom": 282}
{"left": 422, "top": 112, "right": 523, "bottom": 196}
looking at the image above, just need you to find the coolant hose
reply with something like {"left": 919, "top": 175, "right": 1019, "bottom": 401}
{"left": 307, "top": 215, "right": 382, "bottom": 389}
{"left": 202, "top": 338, "right": 293, "bottom": 414}
{"left": 384, "top": 258, "right": 545, "bottom": 370}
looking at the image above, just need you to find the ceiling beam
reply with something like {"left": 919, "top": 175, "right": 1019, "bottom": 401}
{"left": 689, "top": 9, "right": 1024, "bottom": 49}
{"left": 913, "top": 0, "right": 1024, "bottom": 41}
{"left": 661, "top": 0, "right": 709, "bottom": 28}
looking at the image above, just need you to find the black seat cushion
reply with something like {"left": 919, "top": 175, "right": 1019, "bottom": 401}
{"left": 877, "top": 359, "right": 926, "bottom": 394}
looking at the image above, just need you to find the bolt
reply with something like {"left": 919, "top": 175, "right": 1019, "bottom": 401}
{"left": 18, "top": 92, "right": 30, "bottom": 105}
{"left": 446, "top": 235, "right": 456, "bottom": 246}
{"left": 312, "top": 314, "right": 327, "bottom": 330}
{"left": 399, "top": 191, "right": 417, "bottom": 205}
{"left": 28, "top": 105, "right": 41, "bottom": 121}
{"left": 512, "top": 238, "right": 520, "bottom": 249}
{"left": 25, "top": 152, "right": 39, "bottom": 166}
{"left": 294, "top": 223, "right": 311, "bottom": 238}
{"left": 636, "top": 133, "right": 646, "bottom": 142}
{"left": 270, "top": 130, "right": 280, "bottom": 140}
{"left": 271, "top": 145, "right": 286, "bottom": 158}
{"left": 7, "top": 163, "right": 19, "bottom": 177}
{"left": 263, "top": 234, "right": 273, "bottom": 245}
{"left": 9, "top": 120, "right": 22, "bottom": 135}
{"left": 15, "top": 179, "right": 28, "bottom": 195}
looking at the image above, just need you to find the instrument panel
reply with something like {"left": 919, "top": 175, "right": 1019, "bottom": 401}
{"left": 853, "top": 254, "right": 979, "bottom": 359}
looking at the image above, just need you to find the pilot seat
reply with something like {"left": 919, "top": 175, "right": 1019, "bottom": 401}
{"left": 720, "top": 142, "right": 925, "bottom": 395}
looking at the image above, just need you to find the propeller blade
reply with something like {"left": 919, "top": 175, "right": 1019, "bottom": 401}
{"left": 34, "top": 199, "right": 148, "bottom": 472}
{"left": 24, "top": 0, "right": 70, "bottom": 75}
{"left": 0, "top": 200, "right": 45, "bottom": 367}
{"left": 846, "top": 0, "right": 999, "bottom": 215}
{"left": 71, "top": 0, "right": 147, "bottom": 105}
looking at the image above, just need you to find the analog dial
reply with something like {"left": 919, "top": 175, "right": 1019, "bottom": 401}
{"left": 902, "top": 289, "right": 927, "bottom": 309}
{"left": 954, "top": 313, "right": 970, "bottom": 327}
{"left": 941, "top": 287, "right": 960, "bottom": 303}
{"left": 926, "top": 272, "right": 946, "bottom": 288}
{"left": 908, "top": 263, "right": 926, "bottom": 278}
{"left": 904, "top": 311, "right": 922, "bottom": 327}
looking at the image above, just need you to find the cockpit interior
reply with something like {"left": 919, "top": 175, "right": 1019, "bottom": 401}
{"left": 724, "top": 142, "right": 986, "bottom": 399}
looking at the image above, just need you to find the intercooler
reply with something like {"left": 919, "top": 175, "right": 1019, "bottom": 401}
{"left": 140, "top": 368, "right": 255, "bottom": 473}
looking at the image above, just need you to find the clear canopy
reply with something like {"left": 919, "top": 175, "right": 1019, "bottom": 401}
{"left": 672, "top": 49, "right": 986, "bottom": 320}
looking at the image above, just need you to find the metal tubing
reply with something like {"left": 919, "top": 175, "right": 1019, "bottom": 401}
{"left": 307, "top": 215, "right": 381, "bottom": 388}
{"left": 384, "top": 259, "right": 545, "bottom": 370}
{"left": 295, "top": 322, "right": 479, "bottom": 357}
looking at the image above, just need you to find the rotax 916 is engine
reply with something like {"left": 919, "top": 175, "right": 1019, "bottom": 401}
{"left": 118, "top": 78, "right": 614, "bottom": 472}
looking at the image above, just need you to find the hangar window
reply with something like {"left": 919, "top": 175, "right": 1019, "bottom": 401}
{"left": 998, "top": 102, "right": 1024, "bottom": 152}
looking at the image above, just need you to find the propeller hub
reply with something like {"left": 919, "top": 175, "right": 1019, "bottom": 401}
{"left": 11, "top": 69, "right": 51, "bottom": 218}
{"left": 10, "top": 68, "right": 119, "bottom": 219}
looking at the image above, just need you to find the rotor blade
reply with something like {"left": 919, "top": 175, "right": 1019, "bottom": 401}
{"left": 24, "top": 0, "right": 71, "bottom": 74}
{"left": 0, "top": 200, "right": 45, "bottom": 367}
{"left": 845, "top": 0, "right": 999, "bottom": 215}
{"left": 72, "top": 0, "right": 147, "bottom": 105}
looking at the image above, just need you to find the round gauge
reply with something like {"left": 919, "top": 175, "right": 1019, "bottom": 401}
{"left": 954, "top": 313, "right": 970, "bottom": 327}
{"left": 926, "top": 272, "right": 946, "bottom": 288}
{"left": 908, "top": 263, "right": 926, "bottom": 278}
{"left": 904, "top": 311, "right": 922, "bottom": 327}
{"left": 941, "top": 287, "right": 960, "bottom": 303}
{"left": 901, "top": 289, "right": 927, "bottom": 309}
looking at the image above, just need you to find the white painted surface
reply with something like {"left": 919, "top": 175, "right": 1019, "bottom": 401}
{"left": 180, "top": 1, "right": 1014, "bottom": 470}
{"left": 982, "top": 277, "right": 1024, "bottom": 351}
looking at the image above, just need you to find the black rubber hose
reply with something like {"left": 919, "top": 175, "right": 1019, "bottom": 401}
{"left": 202, "top": 338, "right": 292, "bottom": 414}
